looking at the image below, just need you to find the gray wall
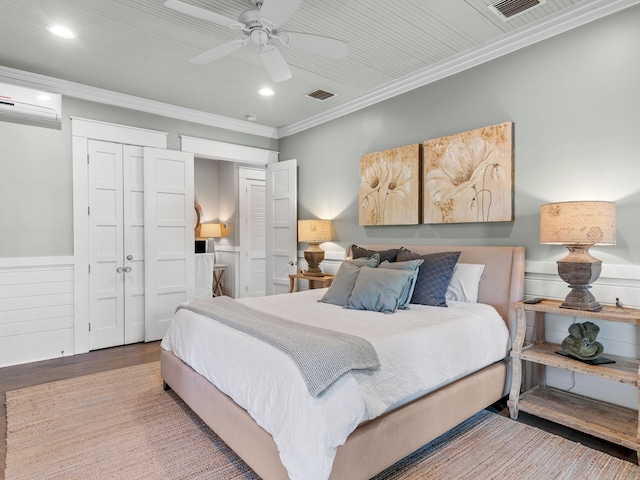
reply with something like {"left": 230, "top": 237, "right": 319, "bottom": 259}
{"left": 279, "top": 6, "right": 640, "bottom": 265}
{"left": 216, "top": 161, "right": 240, "bottom": 247}
{"left": 195, "top": 158, "right": 220, "bottom": 225}
{"left": 0, "top": 96, "right": 277, "bottom": 258}
{"left": 195, "top": 159, "right": 266, "bottom": 249}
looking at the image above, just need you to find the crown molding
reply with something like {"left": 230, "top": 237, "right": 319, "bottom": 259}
{"left": 0, "top": 65, "right": 278, "bottom": 139}
{"left": 277, "top": 0, "right": 640, "bottom": 138}
{"left": 1, "top": 0, "right": 636, "bottom": 141}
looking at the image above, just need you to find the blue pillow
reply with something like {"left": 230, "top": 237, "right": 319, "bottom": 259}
{"left": 378, "top": 259, "right": 423, "bottom": 309}
{"left": 318, "top": 255, "right": 380, "bottom": 306}
{"left": 395, "top": 249, "right": 461, "bottom": 307}
{"left": 346, "top": 266, "right": 418, "bottom": 314}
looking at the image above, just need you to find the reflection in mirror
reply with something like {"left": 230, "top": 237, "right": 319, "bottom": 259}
{"left": 194, "top": 202, "right": 203, "bottom": 237}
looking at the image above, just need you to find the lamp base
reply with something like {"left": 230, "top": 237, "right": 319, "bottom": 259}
{"left": 303, "top": 244, "right": 325, "bottom": 277}
{"left": 557, "top": 245, "right": 603, "bottom": 312}
{"left": 560, "top": 286, "right": 602, "bottom": 312}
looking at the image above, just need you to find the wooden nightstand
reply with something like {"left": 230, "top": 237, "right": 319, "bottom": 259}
{"left": 508, "top": 299, "right": 640, "bottom": 461}
{"left": 289, "top": 272, "right": 335, "bottom": 293}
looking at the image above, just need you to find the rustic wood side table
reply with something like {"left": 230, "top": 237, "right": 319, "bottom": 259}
{"left": 508, "top": 298, "right": 640, "bottom": 462}
{"left": 288, "top": 272, "right": 335, "bottom": 293}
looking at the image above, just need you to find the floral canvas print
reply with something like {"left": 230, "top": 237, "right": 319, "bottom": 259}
{"left": 423, "top": 122, "right": 513, "bottom": 224}
{"left": 359, "top": 144, "right": 421, "bottom": 226}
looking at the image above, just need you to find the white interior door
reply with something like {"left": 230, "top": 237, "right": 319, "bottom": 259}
{"left": 88, "top": 142, "right": 147, "bottom": 349}
{"left": 122, "top": 145, "right": 145, "bottom": 343}
{"left": 265, "top": 160, "right": 297, "bottom": 295}
{"left": 88, "top": 140, "right": 125, "bottom": 350}
{"left": 144, "top": 147, "right": 194, "bottom": 341}
{"left": 240, "top": 176, "right": 266, "bottom": 297}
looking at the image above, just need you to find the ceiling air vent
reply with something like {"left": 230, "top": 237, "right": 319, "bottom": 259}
{"left": 488, "top": 0, "right": 547, "bottom": 21}
{"left": 306, "top": 89, "right": 335, "bottom": 101}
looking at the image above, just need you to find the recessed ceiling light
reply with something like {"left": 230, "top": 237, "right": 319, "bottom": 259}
{"left": 47, "top": 25, "right": 76, "bottom": 39}
{"left": 258, "top": 88, "right": 274, "bottom": 97}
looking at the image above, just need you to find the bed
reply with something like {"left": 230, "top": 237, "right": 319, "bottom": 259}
{"left": 160, "top": 244, "right": 525, "bottom": 480}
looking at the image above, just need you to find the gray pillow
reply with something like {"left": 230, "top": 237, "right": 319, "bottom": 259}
{"left": 378, "top": 259, "right": 423, "bottom": 309}
{"left": 395, "top": 248, "right": 461, "bottom": 307}
{"left": 347, "top": 254, "right": 380, "bottom": 267}
{"left": 351, "top": 245, "right": 399, "bottom": 263}
{"left": 318, "top": 254, "right": 380, "bottom": 306}
{"left": 346, "top": 266, "right": 418, "bottom": 314}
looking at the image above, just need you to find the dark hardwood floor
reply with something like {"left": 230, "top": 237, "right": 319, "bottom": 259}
{"left": 1, "top": 342, "right": 636, "bottom": 479}
{"left": 488, "top": 399, "right": 638, "bottom": 464}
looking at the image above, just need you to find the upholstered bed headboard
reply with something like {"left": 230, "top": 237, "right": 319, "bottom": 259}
{"left": 348, "top": 245, "right": 525, "bottom": 337}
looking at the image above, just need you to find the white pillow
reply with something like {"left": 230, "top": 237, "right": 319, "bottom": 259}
{"left": 446, "top": 263, "right": 485, "bottom": 303}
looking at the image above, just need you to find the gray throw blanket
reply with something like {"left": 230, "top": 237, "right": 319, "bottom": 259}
{"left": 177, "top": 296, "right": 380, "bottom": 397}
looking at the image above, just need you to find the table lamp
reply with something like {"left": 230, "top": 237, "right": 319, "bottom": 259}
{"left": 297, "top": 219, "right": 332, "bottom": 277}
{"left": 540, "top": 201, "right": 616, "bottom": 312}
{"left": 200, "top": 223, "right": 222, "bottom": 264}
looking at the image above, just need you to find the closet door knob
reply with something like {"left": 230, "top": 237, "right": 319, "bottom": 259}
{"left": 127, "top": 255, "right": 134, "bottom": 261}
{"left": 116, "top": 267, "right": 124, "bottom": 273}
{"left": 124, "top": 266, "right": 132, "bottom": 273}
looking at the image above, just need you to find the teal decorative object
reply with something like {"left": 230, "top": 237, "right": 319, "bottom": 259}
{"left": 561, "top": 321, "right": 604, "bottom": 360}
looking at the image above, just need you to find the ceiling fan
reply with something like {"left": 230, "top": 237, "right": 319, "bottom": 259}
{"left": 165, "top": 0, "right": 349, "bottom": 82}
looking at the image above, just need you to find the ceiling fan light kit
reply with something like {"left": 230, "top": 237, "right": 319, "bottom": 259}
{"left": 165, "top": 0, "right": 348, "bottom": 82}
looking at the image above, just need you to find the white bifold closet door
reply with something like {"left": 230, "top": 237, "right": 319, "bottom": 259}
{"left": 143, "top": 147, "right": 194, "bottom": 342}
{"left": 89, "top": 141, "right": 145, "bottom": 350}
{"left": 88, "top": 141, "right": 193, "bottom": 350}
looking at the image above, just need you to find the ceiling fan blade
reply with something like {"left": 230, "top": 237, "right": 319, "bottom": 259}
{"left": 189, "top": 41, "right": 245, "bottom": 64}
{"left": 259, "top": 0, "right": 302, "bottom": 28}
{"left": 280, "top": 32, "right": 349, "bottom": 58}
{"left": 164, "top": 0, "right": 236, "bottom": 28}
{"left": 261, "top": 46, "right": 292, "bottom": 83}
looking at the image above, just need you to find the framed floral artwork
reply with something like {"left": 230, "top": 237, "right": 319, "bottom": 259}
{"left": 423, "top": 122, "right": 514, "bottom": 224}
{"left": 359, "top": 143, "right": 421, "bottom": 226}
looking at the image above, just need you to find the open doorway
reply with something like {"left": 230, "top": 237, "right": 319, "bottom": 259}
{"left": 195, "top": 159, "right": 267, "bottom": 298}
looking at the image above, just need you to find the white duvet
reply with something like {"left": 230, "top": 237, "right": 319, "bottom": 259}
{"left": 161, "top": 289, "right": 510, "bottom": 480}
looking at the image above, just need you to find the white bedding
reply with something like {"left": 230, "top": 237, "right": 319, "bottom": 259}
{"left": 161, "top": 288, "right": 510, "bottom": 480}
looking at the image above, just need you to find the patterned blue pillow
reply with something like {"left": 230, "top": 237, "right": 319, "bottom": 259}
{"left": 395, "top": 248, "right": 461, "bottom": 307}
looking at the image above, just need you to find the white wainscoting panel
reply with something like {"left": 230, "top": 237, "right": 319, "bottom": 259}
{"left": 0, "top": 257, "right": 75, "bottom": 367}
{"left": 215, "top": 246, "right": 239, "bottom": 299}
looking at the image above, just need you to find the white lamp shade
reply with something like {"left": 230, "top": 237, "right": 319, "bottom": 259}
{"left": 540, "top": 201, "right": 616, "bottom": 245}
{"left": 297, "top": 220, "right": 332, "bottom": 243}
{"left": 200, "top": 223, "right": 222, "bottom": 239}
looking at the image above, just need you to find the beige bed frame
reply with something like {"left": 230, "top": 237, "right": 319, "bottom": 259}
{"left": 161, "top": 245, "right": 525, "bottom": 479}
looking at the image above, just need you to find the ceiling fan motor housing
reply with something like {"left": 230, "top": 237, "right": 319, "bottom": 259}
{"left": 239, "top": 8, "right": 263, "bottom": 28}
{"left": 239, "top": 8, "right": 275, "bottom": 46}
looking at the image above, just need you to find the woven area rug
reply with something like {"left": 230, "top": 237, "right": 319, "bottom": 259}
{"left": 4, "top": 362, "right": 640, "bottom": 480}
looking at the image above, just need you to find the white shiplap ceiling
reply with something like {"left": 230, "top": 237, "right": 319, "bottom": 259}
{"left": 0, "top": 0, "right": 637, "bottom": 138}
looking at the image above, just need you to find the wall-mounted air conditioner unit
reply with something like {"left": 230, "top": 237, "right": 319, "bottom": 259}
{"left": 0, "top": 82, "right": 62, "bottom": 129}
